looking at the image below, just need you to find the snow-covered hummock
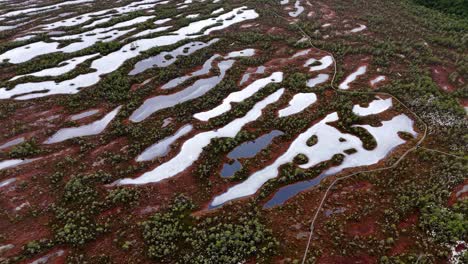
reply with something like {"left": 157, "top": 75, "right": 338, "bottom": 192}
{"left": 0, "top": 7, "right": 259, "bottom": 100}
{"left": 289, "top": 0, "right": 304, "bottom": 17}
{"left": 11, "top": 54, "right": 99, "bottom": 81}
{"left": 339, "top": 65, "right": 367, "bottom": 89}
{"left": 278, "top": 92, "right": 317, "bottom": 117}
{"left": 304, "top": 56, "right": 334, "bottom": 71}
{"left": 130, "top": 60, "right": 234, "bottom": 122}
{"left": 211, "top": 110, "right": 416, "bottom": 207}
{"left": 307, "top": 73, "right": 329, "bottom": 88}
{"left": 116, "top": 89, "right": 285, "bottom": 185}
{"left": 194, "top": 72, "right": 283, "bottom": 121}
{"left": 44, "top": 106, "right": 121, "bottom": 144}
{"left": 370, "top": 75, "right": 386, "bottom": 86}
{"left": 136, "top": 125, "right": 193, "bottom": 162}
{"left": 349, "top": 24, "right": 367, "bottom": 33}
{"left": 352, "top": 97, "right": 392, "bottom": 116}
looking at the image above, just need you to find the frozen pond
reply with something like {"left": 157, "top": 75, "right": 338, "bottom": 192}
{"left": 288, "top": 0, "right": 304, "bottom": 17}
{"left": 352, "top": 97, "right": 392, "bottom": 116}
{"left": 41, "top": 0, "right": 168, "bottom": 30}
{"left": 0, "top": 0, "right": 92, "bottom": 19}
{"left": 370, "top": 75, "right": 386, "bottom": 86}
{"left": 0, "top": 178, "right": 16, "bottom": 188}
{"left": 239, "top": 66, "right": 266, "bottom": 85}
{"left": 306, "top": 73, "right": 329, "bottom": 88}
{"left": 278, "top": 92, "right": 317, "bottom": 117}
{"left": 136, "top": 125, "right": 193, "bottom": 162}
{"left": 350, "top": 24, "right": 367, "bottom": 33}
{"left": 11, "top": 54, "right": 99, "bottom": 81}
{"left": 0, "top": 137, "right": 25, "bottom": 150}
{"left": 116, "top": 89, "right": 285, "bottom": 185}
{"left": 211, "top": 110, "right": 416, "bottom": 207}
{"left": 221, "top": 130, "right": 283, "bottom": 177}
{"left": 129, "top": 39, "right": 219, "bottom": 75}
{"left": 339, "top": 65, "right": 367, "bottom": 89}
{"left": 0, "top": 7, "right": 259, "bottom": 100}
{"left": 194, "top": 72, "right": 283, "bottom": 121}
{"left": 265, "top": 114, "right": 416, "bottom": 207}
{"left": 130, "top": 60, "right": 234, "bottom": 122}
{"left": 44, "top": 106, "right": 121, "bottom": 144}
{"left": 0, "top": 158, "right": 39, "bottom": 171}
{"left": 161, "top": 54, "right": 221, "bottom": 90}
{"left": 305, "top": 56, "right": 334, "bottom": 71}
{"left": 70, "top": 109, "right": 100, "bottom": 121}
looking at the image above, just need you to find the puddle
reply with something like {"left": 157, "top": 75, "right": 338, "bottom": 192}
{"left": 116, "top": 89, "right": 284, "bottom": 185}
{"left": 278, "top": 92, "right": 317, "bottom": 117}
{"left": 136, "top": 125, "right": 193, "bottom": 162}
{"left": 44, "top": 106, "right": 121, "bottom": 144}
{"left": 130, "top": 59, "right": 234, "bottom": 122}
{"left": 221, "top": 130, "right": 284, "bottom": 177}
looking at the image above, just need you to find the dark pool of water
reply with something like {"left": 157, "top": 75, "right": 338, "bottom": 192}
{"left": 220, "top": 130, "right": 283, "bottom": 177}
{"left": 263, "top": 173, "right": 328, "bottom": 209}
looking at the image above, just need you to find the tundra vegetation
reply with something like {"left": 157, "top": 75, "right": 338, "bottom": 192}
{"left": 0, "top": 0, "right": 466, "bottom": 263}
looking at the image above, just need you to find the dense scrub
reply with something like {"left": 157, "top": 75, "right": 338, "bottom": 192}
{"left": 413, "top": 0, "right": 468, "bottom": 17}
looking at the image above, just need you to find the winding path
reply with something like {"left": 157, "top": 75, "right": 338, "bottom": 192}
{"left": 257, "top": 1, "right": 464, "bottom": 263}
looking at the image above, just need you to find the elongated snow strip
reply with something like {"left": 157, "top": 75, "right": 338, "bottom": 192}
{"left": 278, "top": 92, "right": 317, "bottom": 117}
{"left": 116, "top": 88, "right": 285, "bottom": 185}
{"left": 352, "top": 97, "right": 392, "bottom": 116}
{"left": 211, "top": 112, "right": 416, "bottom": 207}
{"left": 44, "top": 106, "right": 121, "bottom": 144}
{"left": 0, "top": 7, "right": 259, "bottom": 100}
{"left": 194, "top": 72, "right": 283, "bottom": 121}
{"left": 339, "top": 65, "right": 367, "bottom": 89}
